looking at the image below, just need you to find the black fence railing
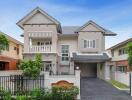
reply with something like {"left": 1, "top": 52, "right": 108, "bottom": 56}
{"left": 0, "top": 75, "right": 45, "bottom": 95}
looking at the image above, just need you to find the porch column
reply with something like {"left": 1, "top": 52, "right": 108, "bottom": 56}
{"left": 70, "top": 61, "right": 74, "bottom": 74}
{"left": 104, "top": 62, "right": 110, "bottom": 80}
{"left": 97, "top": 63, "right": 101, "bottom": 79}
{"left": 29, "top": 38, "right": 32, "bottom": 47}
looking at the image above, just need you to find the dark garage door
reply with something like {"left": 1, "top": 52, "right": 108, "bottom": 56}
{"left": 79, "top": 63, "right": 97, "bottom": 78}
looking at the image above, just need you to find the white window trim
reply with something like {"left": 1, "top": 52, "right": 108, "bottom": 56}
{"left": 84, "top": 40, "right": 96, "bottom": 48}
{"left": 61, "top": 45, "right": 69, "bottom": 62}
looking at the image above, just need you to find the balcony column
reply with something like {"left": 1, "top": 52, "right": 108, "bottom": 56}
{"left": 28, "top": 38, "right": 32, "bottom": 52}
{"left": 29, "top": 38, "right": 32, "bottom": 47}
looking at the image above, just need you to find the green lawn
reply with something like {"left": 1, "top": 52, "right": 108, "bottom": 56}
{"left": 108, "top": 80, "right": 129, "bottom": 89}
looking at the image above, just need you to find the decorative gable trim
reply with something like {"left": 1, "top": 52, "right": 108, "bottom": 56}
{"left": 76, "top": 20, "right": 105, "bottom": 32}
{"left": 75, "top": 20, "right": 117, "bottom": 36}
{"left": 17, "top": 7, "right": 62, "bottom": 33}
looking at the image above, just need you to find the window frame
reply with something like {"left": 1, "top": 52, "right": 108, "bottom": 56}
{"left": 118, "top": 48, "right": 127, "bottom": 56}
{"left": 83, "top": 40, "right": 96, "bottom": 48}
{"left": 116, "top": 66, "right": 127, "bottom": 72}
{"left": 61, "top": 45, "right": 69, "bottom": 62}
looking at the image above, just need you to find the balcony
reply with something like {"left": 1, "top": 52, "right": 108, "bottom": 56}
{"left": 29, "top": 32, "right": 52, "bottom": 38}
{"left": 29, "top": 45, "right": 51, "bottom": 53}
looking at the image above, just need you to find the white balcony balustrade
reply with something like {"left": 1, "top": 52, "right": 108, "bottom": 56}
{"left": 29, "top": 45, "right": 52, "bottom": 53}
{"left": 29, "top": 32, "right": 52, "bottom": 38}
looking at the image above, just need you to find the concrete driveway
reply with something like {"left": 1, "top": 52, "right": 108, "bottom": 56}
{"left": 81, "top": 78, "right": 132, "bottom": 100}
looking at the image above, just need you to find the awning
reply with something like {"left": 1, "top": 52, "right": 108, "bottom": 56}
{"left": 71, "top": 53, "right": 111, "bottom": 63}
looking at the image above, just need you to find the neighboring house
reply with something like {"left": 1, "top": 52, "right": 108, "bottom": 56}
{"left": 107, "top": 38, "right": 132, "bottom": 85}
{"left": 17, "top": 7, "right": 116, "bottom": 80}
{"left": 0, "top": 32, "right": 23, "bottom": 70}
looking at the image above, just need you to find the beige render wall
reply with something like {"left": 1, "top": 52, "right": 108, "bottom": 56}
{"left": 78, "top": 24, "right": 105, "bottom": 53}
{"left": 2, "top": 41, "right": 23, "bottom": 59}
{"left": 23, "top": 11, "right": 58, "bottom": 53}
{"left": 23, "top": 24, "right": 58, "bottom": 53}
{"left": 111, "top": 45, "right": 128, "bottom": 61}
{"left": 25, "top": 12, "right": 54, "bottom": 24}
{"left": 57, "top": 37, "right": 78, "bottom": 74}
{"left": 57, "top": 37, "right": 78, "bottom": 56}
{"left": 81, "top": 24, "right": 101, "bottom": 31}
{"left": 18, "top": 45, "right": 23, "bottom": 59}
{"left": 78, "top": 31, "right": 104, "bottom": 53}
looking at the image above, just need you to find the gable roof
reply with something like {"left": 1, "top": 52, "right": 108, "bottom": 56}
{"left": 0, "top": 31, "right": 23, "bottom": 45}
{"left": 75, "top": 20, "right": 117, "bottom": 36}
{"left": 107, "top": 38, "right": 132, "bottom": 50}
{"left": 17, "top": 7, "right": 62, "bottom": 33}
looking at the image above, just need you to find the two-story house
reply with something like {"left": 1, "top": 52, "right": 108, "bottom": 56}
{"left": 108, "top": 38, "right": 132, "bottom": 85}
{"left": 0, "top": 32, "right": 23, "bottom": 70}
{"left": 17, "top": 7, "right": 116, "bottom": 80}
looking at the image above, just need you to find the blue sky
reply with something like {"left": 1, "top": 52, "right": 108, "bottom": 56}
{"left": 0, "top": 0, "right": 132, "bottom": 49}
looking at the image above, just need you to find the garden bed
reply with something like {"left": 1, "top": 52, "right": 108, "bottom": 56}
{"left": 108, "top": 80, "right": 129, "bottom": 89}
{"left": 0, "top": 86, "right": 79, "bottom": 100}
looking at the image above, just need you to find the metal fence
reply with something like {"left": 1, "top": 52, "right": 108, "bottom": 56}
{"left": 0, "top": 75, "right": 45, "bottom": 95}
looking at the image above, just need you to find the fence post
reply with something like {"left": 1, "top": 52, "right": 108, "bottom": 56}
{"left": 44, "top": 72, "right": 50, "bottom": 88}
{"left": 75, "top": 70, "right": 80, "bottom": 100}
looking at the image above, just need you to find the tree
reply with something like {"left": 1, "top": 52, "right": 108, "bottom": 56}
{"left": 126, "top": 42, "right": 132, "bottom": 95}
{"left": 0, "top": 34, "right": 9, "bottom": 54}
{"left": 19, "top": 54, "right": 43, "bottom": 78}
{"left": 126, "top": 42, "right": 132, "bottom": 71}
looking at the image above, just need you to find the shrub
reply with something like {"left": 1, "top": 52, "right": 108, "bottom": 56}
{"left": 19, "top": 54, "right": 43, "bottom": 78}
{"left": 0, "top": 34, "right": 9, "bottom": 54}
{"left": 0, "top": 86, "right": 79, "bottom": 100}
{"left": 0, "top": 87, "right": 12, "bottom": 100}
{"left": 16, "top": 95, "right": 28, "bottom": 100}
{"left": 52, "top": 86, "right": 79, "bottom": 100}
{"left": 30, "top": 88, "right": 45, "bottom": 100}
{"left": 30, "top": 86, "right": 79, "bottom": 100}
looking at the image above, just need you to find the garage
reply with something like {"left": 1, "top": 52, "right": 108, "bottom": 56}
{"left": 76, "top": 63, "right": 97, "bottom": 78}
{"left": 72, "top": 53, "right": 111, "bottom": 78}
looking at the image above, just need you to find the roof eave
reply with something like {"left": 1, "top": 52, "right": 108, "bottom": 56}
{"left": 107, "top": 38, "right": 132, "bottom": 50}
{"left": 16, "top": 7, "right": 61, "bottom": 31}
{"left": 104, "top": 33, "right": 117, "bottom": 36}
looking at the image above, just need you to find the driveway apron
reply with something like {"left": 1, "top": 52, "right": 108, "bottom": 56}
{"left": 81, "top": 78, "right": 132, "bottom": 100}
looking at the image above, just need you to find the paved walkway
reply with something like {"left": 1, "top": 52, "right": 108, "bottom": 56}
{"left": 81, "top": 78, "right": 132, "bottom": 100}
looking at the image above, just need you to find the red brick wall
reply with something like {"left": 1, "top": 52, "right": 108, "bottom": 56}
{"left": 115, "top": 60, "right": 130, "bottom": 71}
{"left": 0, "top": 55, "right": 18, "bottom": 70}
{"left": 116, "top": 60, "right": 128, "bottom": 66}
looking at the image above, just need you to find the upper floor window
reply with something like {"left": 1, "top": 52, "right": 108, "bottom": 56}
{"left": 61, "top": 45, "right": 69, "bottom": 62}
{"left": 118, "top": 48, "right": 126, "bottom": 56}
{"left": 84, "top": 40, "right": 95, "bottom": 48}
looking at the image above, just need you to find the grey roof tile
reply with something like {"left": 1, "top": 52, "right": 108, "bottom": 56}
{"left": 71, "top": 53, "right": 111, "bottom": 63}
{"left": 62, "top": 26, "right": 79, "bottom": 34}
